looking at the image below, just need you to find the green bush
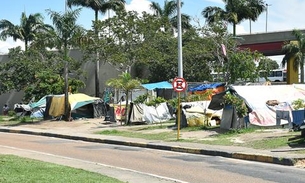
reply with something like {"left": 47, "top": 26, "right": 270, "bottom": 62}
{"left": 133, "top": 93, "right": 149, "bottom": 104}
{"left": 145, "top": 97, "right": 167, "bottom": 107}
{"left": 8, "top": 110, "right": 16, "bottom": 117}
{"left": 291, "top": 98, "right": 305, "bottom": 110}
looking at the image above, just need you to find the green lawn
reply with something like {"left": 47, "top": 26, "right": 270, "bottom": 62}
{"left": 96, "top": 123, "right": 305, "bottom": 150}
{"left": 0, "top": 155, "right": 123, "bottom": 183}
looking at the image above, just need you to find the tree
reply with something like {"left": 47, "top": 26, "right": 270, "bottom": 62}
{"left": 150, "top": 0, "right": 191, "bottom": 33}
{"left": 0, "top": 12, "right": 53, "bottom": 51}
{"left": 257, "top": 57, "right": 279, "bottom": 70}
{"left": 67, "top": 0, "right": 126, "bottom": 98}
{"left": 46, "top": 8, "right": 84, "bottom": 121}
{"left": 202, "top": 0, "right": 266, "bottom": 36}
{"left": 227, "top": 49, "right": 262, "bottom": 83}
{"left": 99, "top": 11, "right": 169, "bottom": 75}
{"left": 106, "top": 73, "right": 141, "bottom": 125}
{"left": 0, "top": 47, "right": 85, "bottom": 102}
{"left": 282, "top": 29, "right": 305, "bottom": 83}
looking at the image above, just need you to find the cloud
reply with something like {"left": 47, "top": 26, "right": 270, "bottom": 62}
{"left": 126, "top": 0, "right": 152, "bottom": 14}
{"left": 0, "top": 38, "right": 24, "bottom": 54}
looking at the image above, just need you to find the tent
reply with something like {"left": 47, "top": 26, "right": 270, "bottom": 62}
{"left": 141, "top": 81, "right": 173, "bottom": 90}
{"left": 32, "top": 93, "right": 102, "bottom": 119}
{"left": 188, "top": 83, "right": 225, "bottom": 93}
{"left": 225, "top": 84, "right": 305, "bottom": 127}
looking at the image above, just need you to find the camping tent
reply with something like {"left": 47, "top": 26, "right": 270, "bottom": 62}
{"left": 31, "top": 93, "right": 102, "bottom": 119}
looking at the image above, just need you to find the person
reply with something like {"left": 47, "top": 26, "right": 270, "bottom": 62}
{"left": 3, "top": 104, "right": 9, "bottom": 115}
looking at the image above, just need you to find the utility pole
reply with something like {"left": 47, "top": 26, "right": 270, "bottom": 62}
{"left": 177, "top": 0, "right": 183, "bottom": 78}
{"left": 266, "top": 3, "right": 271, "bottom": 32}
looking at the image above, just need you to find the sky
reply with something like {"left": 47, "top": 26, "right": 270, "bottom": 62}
{"left": 0, "top": 0, "right": 305, "bottom": 62}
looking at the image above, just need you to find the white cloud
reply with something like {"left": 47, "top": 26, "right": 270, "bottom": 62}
{"left": 237, "top": 0, "right": 305, "bottom": 34}
{"left": 126, "top": 0, "right": 153, "bottom": 14}
{"left": 0, "top": 38, "right": 24, "bottom": 54}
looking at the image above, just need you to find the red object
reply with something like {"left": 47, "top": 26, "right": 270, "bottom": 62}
{"left": 172, "top": 77, "right": 187, "bottom": 92}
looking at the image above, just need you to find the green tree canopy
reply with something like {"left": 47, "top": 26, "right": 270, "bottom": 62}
{"left": 150, "top": 0, "right": 191, "bottom": 33}
{"left": 67, "top": 0, "right": 126, "bottom": 97}
{"left": 202, "top": 0, "right": 266, "bottom": 36}
{"left": 282, "top": 29, "right": 305, "bottom": 83}
{"left": 0, "top": 12, "right": 53, "bottom": 51}
{"left": 106, "top": 72, "right": 141, "bottom": 125}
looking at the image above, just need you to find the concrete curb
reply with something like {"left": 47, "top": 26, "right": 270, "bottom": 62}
{"left": 0, "top": 128, "right": 300, "bottom": 166}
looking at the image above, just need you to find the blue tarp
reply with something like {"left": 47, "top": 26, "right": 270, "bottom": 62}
{"left": 141, "top": 81, "right": 173, "bottom": 90}
{"left": 188, "top": 83, "right": 225, "bottom": 92}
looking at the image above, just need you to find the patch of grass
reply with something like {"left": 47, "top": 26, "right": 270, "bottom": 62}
{"left": 128, "top": 123, "right": 171, "bottom": 131}
{"left": 245, "top": 136, "right": 293, "bottom": 149}
{"left": 180, "top": 137, "right": 235, "bottom": 146}
{"left": 181, "top": 125, "right": 219, "bottom": 132}
{"left": 0, "top": 115, "right": 42, "bottom": 126}
{"left": 218, "top": 127, "right": 258, "bottom": 137}
{"left": 97, "top": 129, "right": 177, "bottom": 140}
{"left": 0, "top": 155, "right": 123, "bottom": 183}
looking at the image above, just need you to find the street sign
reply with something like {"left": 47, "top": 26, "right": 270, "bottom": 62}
{"left": 172, "top": 77, "right": 187, "bottom": 92}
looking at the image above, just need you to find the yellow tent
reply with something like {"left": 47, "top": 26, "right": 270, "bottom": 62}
{"left": 48, "top": 93, "right": 100, "bottom": 117}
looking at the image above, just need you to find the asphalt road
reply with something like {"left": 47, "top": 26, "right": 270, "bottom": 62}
{"left": 1, "top": 132, "right": 305, "bottom": 183}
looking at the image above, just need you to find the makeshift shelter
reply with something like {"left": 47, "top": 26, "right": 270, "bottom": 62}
{"left": 231, "top": 84, "right": 305, "bottom": 127}
{"left": 32, "top": 93, "right": 102, "bottom": 119}
{"left": 208, "top": 84, "right": 305, "bottom": 128}
{"left": 141, "top": 81, "right": 173, "bottom": 100}
{"left": 14, "top": 103, "right": 31, "bottom": 116}
{"left": 141, "top": 81, "right": 173, "bottom": 90}
{"left": 126, "top": 81, "right": 174, "bottom": 123}
{"left": 188, "top": 83, "right": 226, "bottom": 100}
{"left": 181, "top": 101, "right": 222, "bottom": 128}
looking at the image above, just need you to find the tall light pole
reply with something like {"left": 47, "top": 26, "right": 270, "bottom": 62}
{"left": 265, "top": 3, "right": 271, "bottom": 32}
{"left": 177, "top": 0, "right": 183, "bottom": 78}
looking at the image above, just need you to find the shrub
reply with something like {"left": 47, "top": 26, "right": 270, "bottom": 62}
{"left": 291, "top": 99, "right": 305, "bottom": 110}
{"left": 8, "top": 110, "right": 16, "bottom": 117}
{"left": 223, "top": 93, "right": 248, "bottom": 117}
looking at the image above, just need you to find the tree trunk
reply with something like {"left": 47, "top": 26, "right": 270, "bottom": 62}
{"left": 64, "top": 45, "right": 70, "bottom": 121}
{"left": 301, "top": 59, "right": 305, "bottom": 83}
{"left": 64, "top": 60, "right": 70, "bottom": 121}
{"left": 233, "top": 22, "right": 236, "bottom": 37}
{"left": 95, "top": 52, "right": 100, "bottom": 97}
{"left": 125, "top": 91, "right": 129, "bottom": 125}
{"left": 94, "top": 10, "right": 100, "bottom": 97}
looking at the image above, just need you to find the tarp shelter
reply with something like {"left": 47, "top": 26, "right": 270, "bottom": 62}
{"left": 39, "top": 93, "right": 101, "bottom": 119}
{"left": 141, "top": 81, "right": 173, "bottom": 90}
{"left": 122, "top": 81, "right": 174, "bottom": 123}
{"left": 188, "top": 83, "right": 225, "bottom": 93}
{"left": 229, "top": 84, "right": 305, "bottom": 127}
{"left": 188, "top": 83, "right": 226, "bottom": 100}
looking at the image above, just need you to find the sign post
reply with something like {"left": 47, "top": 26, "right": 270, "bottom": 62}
{"left": 172, "top": 77, "right": 187, "bottom": 140}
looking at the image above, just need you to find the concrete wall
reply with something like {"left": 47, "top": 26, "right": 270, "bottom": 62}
{"left": 0, "top": 49, "right": 121, "bottom": 111}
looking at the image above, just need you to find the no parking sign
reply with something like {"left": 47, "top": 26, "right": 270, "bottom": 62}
{"left": 172, "top": 77, "right": 187, "bottom": 92}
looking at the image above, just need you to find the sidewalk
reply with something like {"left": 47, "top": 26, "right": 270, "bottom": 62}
{"left": 0, "top": 119, "right": 304, "bottom": 167}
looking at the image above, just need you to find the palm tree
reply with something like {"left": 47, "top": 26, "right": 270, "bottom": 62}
{"left": 282, "top": 29, "right": 305, "bottom": 83}
{"left": 46, "top": 8, "right": 83, "bottom": 121}
{"left": 150, "top": 0, "right": 191, "bottom": 33}
{"left": 106, "top": 72, "right": 141, "bottom": 125}
{"left": 67, "top": 0, "right": 126, "bottom": 98}
{"left": 0, "top": 12, "right": 53, "bottom": 51}
{"left": 202, "top": 0, "right": 265, "bottom": 36}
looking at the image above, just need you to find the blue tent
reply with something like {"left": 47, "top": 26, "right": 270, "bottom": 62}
{"left": 188, "top": 83, "right": 225, "bottom": 92}
{"left": 141, "top": 81, "right": 173, "bottom": 90}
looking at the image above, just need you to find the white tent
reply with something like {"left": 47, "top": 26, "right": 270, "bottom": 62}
{"left": 232, "top": 84, "right": 305, "bottom": 126}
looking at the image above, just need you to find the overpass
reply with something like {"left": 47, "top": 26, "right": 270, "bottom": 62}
{"left": 238, "top": 29, "right": 305, "bottom": 56}
{"left": 237, "top": 29, "right": 305, "bottom": 84}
